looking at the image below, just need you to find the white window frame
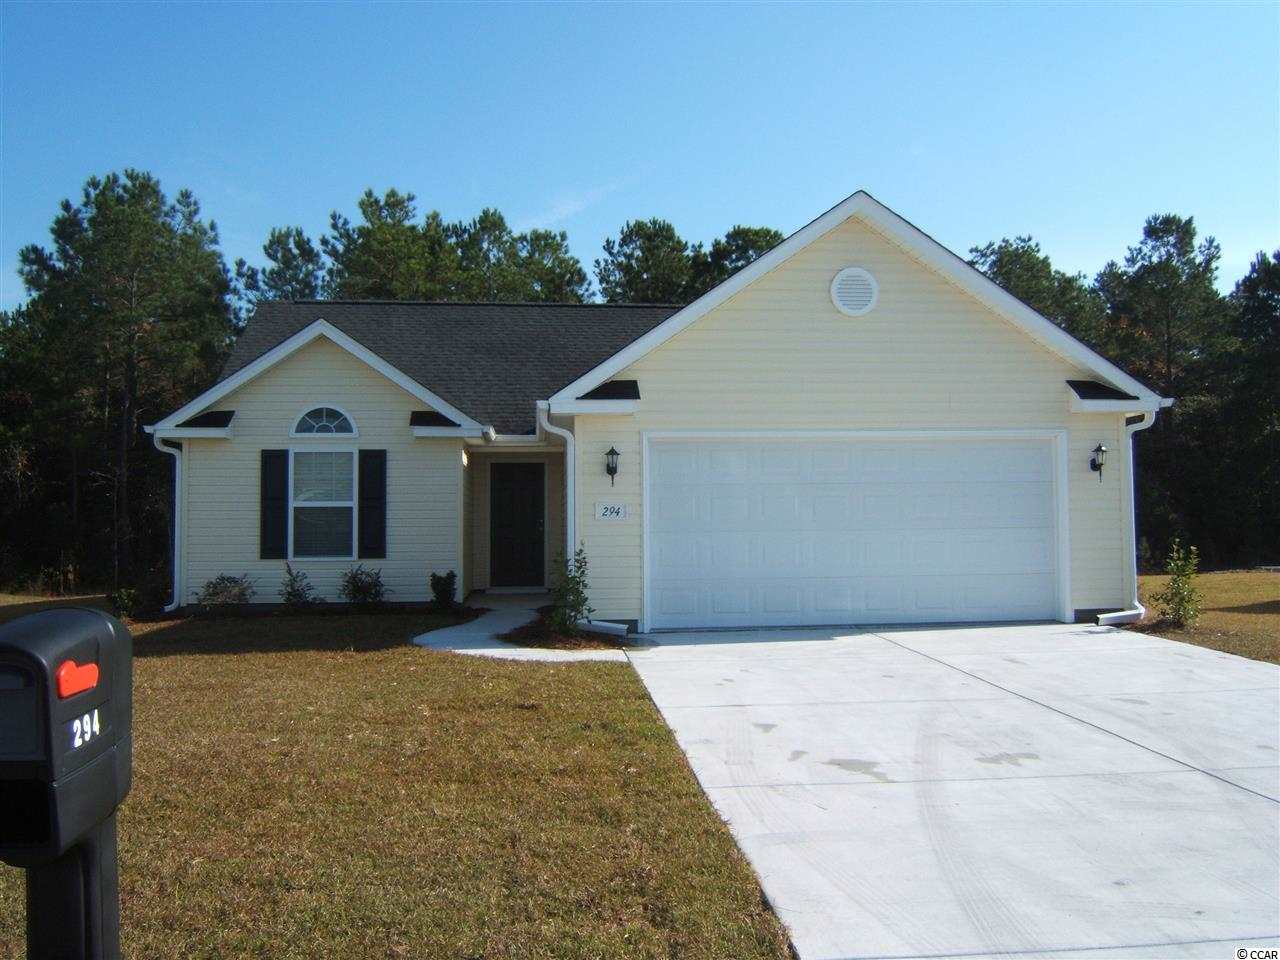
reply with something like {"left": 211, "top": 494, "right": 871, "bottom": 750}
{"left": 290, "top": 404, "right": 359, "bottom": 438}
{"left": 287, "top": 446, "right": 359, "bottom": 561}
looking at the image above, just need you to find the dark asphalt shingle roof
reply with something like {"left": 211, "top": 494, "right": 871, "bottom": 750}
{"left": 221, "top": 301, "right": 681, "bottom": 434}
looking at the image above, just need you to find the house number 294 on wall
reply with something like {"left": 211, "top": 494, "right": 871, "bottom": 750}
{"left": 594, "top": 502, "right": 629, "bottom": 521}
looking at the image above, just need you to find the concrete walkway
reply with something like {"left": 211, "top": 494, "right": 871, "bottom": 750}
{"left": 411, "top": 593, "right": 628, "bottom": 662}
{"left": 628, "top": 622, "right": 1280, "bottom": 960}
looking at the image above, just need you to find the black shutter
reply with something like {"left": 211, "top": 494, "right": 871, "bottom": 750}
{"left": 260, "top": 450, "right": 288, "bottom": 559}
{"left": 358, "top": 449, "right": 387, "bottom": 559}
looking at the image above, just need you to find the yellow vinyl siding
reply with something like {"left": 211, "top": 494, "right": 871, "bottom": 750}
{"left": 467, "top": 452, "right": 566, "bottom": 592}
{"left": 182, "top": 338, "right": 462, "bottom": 603}
{"left": 574, "top": 214, "right": 1131, "bottom": 623}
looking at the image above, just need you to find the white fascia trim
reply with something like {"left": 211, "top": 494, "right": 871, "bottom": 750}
{"left": 1068, "top": 396, "right": 1163, "bottom": 414}
{"left": 151, "top": 319, "right": 483, "bottom": 431}
{"left": 413, "top": 426, "right": 486, "bottom": 438}
{"left": 551, "top": 190, "right": 1169, "bottom": 407}
{"left": 147, "top": 426, "right": 230, "bottom": 440}
{"left": 547, "top": 399, "right": 639, "bottom": 416}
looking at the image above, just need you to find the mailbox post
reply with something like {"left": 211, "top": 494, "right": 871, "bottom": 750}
{"left": 0, "top": 608, "right": 133, "bottom": 960}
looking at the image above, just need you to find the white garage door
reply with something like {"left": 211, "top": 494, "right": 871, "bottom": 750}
{"left": 647, "top": 437, "right": 1062, "bottom": 629}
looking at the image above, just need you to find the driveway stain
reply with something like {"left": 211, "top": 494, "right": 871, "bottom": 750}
{"left": 823, "top": 758, "right": 893, "bottom": 782}
{"left": 788, "top": 749, "right": 808, "bottom": 762}
{"left": 1116, "top": 697, "right": 1149, "bottom": 705}
{"left": 753, "top": 722, "right": 777, "bottom": 733}
{"left": 975, "top": 752, "right": 1040, "bottom": 766}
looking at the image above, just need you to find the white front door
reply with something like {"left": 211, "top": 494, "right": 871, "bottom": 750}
{"left": 646, "top": 436, "right": 1063, "bottom": 630}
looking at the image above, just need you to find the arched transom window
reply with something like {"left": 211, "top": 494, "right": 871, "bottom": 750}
{"left": 294, "top": 407, "right": 354, "bottom": 435}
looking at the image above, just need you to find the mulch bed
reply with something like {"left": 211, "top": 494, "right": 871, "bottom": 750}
{"left": 498, "top": 606, "right": 637, "bottom": 650}
{"left": 142, "top": 601, "right": 488, "bottom": 622}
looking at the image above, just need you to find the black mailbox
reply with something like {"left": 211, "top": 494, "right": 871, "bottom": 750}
{"left": 0, "top": 607, "right": 133, "bottom": 959}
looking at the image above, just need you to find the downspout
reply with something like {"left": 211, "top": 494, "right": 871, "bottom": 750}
{"left": 535, "top": 401, "right": 574, "bottom": 559}
{"left": 1097, "top": 411, "right": 1157, "bottom": 626}
{"left": 151, "top": 433, "right": 183, "bottom": 613}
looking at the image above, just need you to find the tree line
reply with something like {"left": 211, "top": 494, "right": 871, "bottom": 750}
{"left": 234, "top": 187, "right": 785, "bottom": 306}
{"left": 0, "top": 169, "right": 1274, "bottom": 602}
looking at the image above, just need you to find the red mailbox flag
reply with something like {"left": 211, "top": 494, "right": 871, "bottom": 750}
{"left": 55, "top": 660, "right": 99, "bottom": 699}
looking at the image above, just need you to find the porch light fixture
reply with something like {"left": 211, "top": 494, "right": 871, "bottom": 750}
{"left": 605, "top": 447, "right": 620, "bottom": 486}
{"left": 1090, "top": 443, "right": 1107, "bottom": 482}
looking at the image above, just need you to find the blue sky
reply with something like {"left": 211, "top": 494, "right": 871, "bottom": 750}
{"left": 1, "top": 1, "right": 1276, "bottom": 309}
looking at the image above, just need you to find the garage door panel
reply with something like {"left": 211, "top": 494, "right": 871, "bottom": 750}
{"left": 711, "top": 586, "right": 751, "bottom": 615}
{"left": 656, "top": 587, "right": 699, "bottom": 617}
{"left": 813, "top": 583, "right": 855, "bottom": 614}
{"left": 653, "top": 535, "right": 697, "bottom": 570}
{"left": 811, "top": 445, "right": 854, "bottom": 478}
{"left": 653, "top": 446, "right": 699, "bottom": 481}
{"left": 761, "top": 490, "right": 801, "bottom": 524}
{"left": 652, "top": 487, "right": 697, "bottom": 527}
{"left": 648, "top": 438, "right": 1061, "bottom": 629}
{"left": 711, "top": 494, "right": 750, "bottom": 525}
{"left": 711, "top": 532, "right": 753, "bottom": 570}
{"left": 707, "top": 446, "right": 751, "bottom": 478}
{"left": 953, "top": 530, "right": 1053, "bottom": 574}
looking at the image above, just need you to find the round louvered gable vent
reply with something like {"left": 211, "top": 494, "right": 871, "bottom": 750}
{"left": 830, "top": 267, "right": 879, "bottom": 316}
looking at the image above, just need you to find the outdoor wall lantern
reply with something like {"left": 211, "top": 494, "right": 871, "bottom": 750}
{"left": 605, "top": 447, "right": 620, "bottom": 486}
{"left": 1090, "top": 443, "right": 1107, "bottom": 482}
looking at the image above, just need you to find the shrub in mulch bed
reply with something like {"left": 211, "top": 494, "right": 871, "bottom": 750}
{"left": 498, "top": 605, "right": 636, "bottom": 651}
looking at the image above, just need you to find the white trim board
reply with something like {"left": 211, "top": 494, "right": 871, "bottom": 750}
{"left": 150, "top": 319, "right": 484, "bottom": 432}
{"left": 150, "top": 426, "right": 230, "bottom": 440}
{"left": 547, "top": 399, "right": 639, "bottom": 416}
{"left": 1069, "top": 395, "right": 1167, "bottom": 414}
{"left": 550, "top": 191, "right": 1168, "bottom": 408}
{"left": 413, "top": 426, "right": 487, "bottom": 438}
{"left": 639, "top": 428, "right": 1072, "bottom": 633}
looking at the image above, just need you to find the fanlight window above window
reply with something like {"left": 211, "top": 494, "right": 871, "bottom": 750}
{"left": 294, "top": 407, "right": 354, "bottom": 435}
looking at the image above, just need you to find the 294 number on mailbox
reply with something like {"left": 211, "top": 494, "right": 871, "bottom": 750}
{"left": 69, "top": 708, "right": 101, "bottom": 750}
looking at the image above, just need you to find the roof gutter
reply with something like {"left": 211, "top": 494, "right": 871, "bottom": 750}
{"left": 536, "top": 401, "right": 574, "bottom": 560}
{"left": 151, "top": 433, "right": 183, "bottom": 613}
{"left": 1097, "top": 410, "right": 1159, "bottom": 627}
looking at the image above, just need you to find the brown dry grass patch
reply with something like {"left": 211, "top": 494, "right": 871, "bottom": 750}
{"left": 1137, "top": 570, "right": 1279, "bottom": 664}
{"left": 0, "top": 600, "right": 789, "bottom": 959}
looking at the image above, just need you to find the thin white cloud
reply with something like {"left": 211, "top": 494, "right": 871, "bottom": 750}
{"left": 514, "top": 181, "right": 623, "bottom": 232}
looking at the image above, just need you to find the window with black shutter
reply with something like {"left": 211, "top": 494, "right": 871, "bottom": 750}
{"left": 260, "top": 450, "right": 288, "bottom": 559}
{"left": 358, "top": 450, "right": 387, "bottom": 559}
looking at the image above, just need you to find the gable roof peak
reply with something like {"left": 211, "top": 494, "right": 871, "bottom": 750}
{"left": 549, "top": 190, "right": 1167, "bottom": 408}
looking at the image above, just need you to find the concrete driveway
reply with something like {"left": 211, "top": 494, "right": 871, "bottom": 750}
{"left": 628, "top": 623, "right": 1280, "bottom": 960}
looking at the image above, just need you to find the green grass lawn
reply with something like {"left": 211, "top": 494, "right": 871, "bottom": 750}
{"left": 1138, "top": 570, "right": 1279, "bottom": 664}
{"left": 0, "top": 598, "right": 790, "bottom": 959}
